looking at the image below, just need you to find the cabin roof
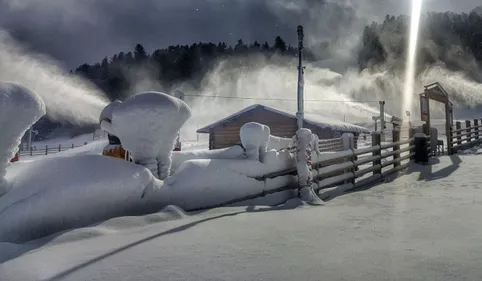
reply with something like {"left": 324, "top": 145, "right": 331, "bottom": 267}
{"left": 196, "top": 104, "right": 370, "bottom": 134}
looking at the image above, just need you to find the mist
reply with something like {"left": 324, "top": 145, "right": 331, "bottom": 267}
{"left": 0, "top": 30, "right": 109, "bottom": 126}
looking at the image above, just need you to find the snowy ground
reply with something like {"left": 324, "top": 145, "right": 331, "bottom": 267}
{"left": 1, "top": 151, "right": 482, "bottom": 280}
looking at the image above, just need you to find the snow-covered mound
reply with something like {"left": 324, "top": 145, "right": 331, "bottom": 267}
{"left": 111, "top": 92, "right": 191, "bottom": 179}
{"left": 157, "top": 151, "right": 297, "bottom": 211}
{"left": 0, "top": 83, "right": 45, "bottom": 197}
{"left": 240, "top": 122, "right": 270, "bottom": 161}
{"left": 170, "top": 145, "right": 245, "bottom": 174}
{"left": 0, "top": 155, "right": 162, "bottom": 242}
{"left": 0, "top": 144, "right": 299, "bottom": 242}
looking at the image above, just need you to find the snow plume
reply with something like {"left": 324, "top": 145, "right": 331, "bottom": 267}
{"left": 0, "top": 30, "right": 109, "bottom": 125}
{"left": 173, "top": 55, "right": 396, "bottom": 141}
{"left": 0, "top": 83, "right": 45, "bottom": 197}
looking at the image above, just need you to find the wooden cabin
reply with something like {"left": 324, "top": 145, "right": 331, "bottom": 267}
{"left": 196, "top": 104, "right": 370, "bottom": 150}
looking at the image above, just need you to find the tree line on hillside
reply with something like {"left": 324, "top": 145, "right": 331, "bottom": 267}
{"left": 73, "top": 36, "right": 311, "bottom": 101}
{"left": 73, "top": 9, "right": 482, "bottom": 104}
{"left": 358, "top": 9, "right": 482, "bottom": 79}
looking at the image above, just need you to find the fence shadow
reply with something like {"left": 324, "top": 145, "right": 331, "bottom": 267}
{"left": 5, "top": 201, "right": 302, "bottom": 280}
{"left": 406, "top": 155, "right": 462, "bottom": 181}
{"left": 39, "top": 210, "right": 247, "bottom": 281}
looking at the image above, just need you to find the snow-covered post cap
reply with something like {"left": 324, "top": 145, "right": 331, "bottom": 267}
{"left": 99, "top": 100, "right": 122, "bottom": 135}
{"left": 111, "top": 91, "right": 191, "bottom": 179}
{"left": 240, "top": 122, "right": 270, "bottom": 161}
{"left": 0, "top": 83, "right": 46, "bottom": 196}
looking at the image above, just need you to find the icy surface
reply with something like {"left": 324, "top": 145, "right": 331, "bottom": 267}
{"left": 111, "top": 92, "right": 191, "bottom": 179}
{"left": 0, "top": 83, "right": 45, "bottom": 196}
{"left": 1, "top": 155, "right": 482, "bottom": 281}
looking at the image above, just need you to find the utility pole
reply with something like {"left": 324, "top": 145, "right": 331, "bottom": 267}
{"left": 28, "top": 127, "right": 32, "bottom": 151}
{"left": 379, "top": 101, "right": 386, "bottom": 142}
{"left": 174, "top": 90, "right": 184, "bottom": 150}
{"left": 296, "top": 25, "right": 305, "bottom": 130}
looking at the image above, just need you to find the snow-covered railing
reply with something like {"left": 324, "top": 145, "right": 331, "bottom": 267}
{"left": 450, "top": 119, "right": 482, "bottom": 153}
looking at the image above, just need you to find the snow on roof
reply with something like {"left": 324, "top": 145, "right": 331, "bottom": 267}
{"left": 196, "top": 104, "right": 370, "bottom": 134}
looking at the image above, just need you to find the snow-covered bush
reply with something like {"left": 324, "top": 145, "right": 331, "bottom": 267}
{"left": 240, "top": 122, "right": 270, "bottom": 161}
{"left": 0, "top": 83, "right": 45, "bottom": 196}
{"left": 111, "top": 92, "right": 191, "bottom": 179}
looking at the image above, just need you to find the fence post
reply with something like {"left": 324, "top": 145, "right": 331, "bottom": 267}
{"left": 45, "top": 145, "right": 48, "bottom": 155}
{"left": 409, "top": 128, "right": 415, "bottom": 160}
{"left": 58, "top": 144, "right": 61, "bottom": 152}
{"left": 465, "top": 120, "right": 472, "bottom": 143}
{"left": 392, "top": 128, "right": 400, "bottom": 168}
{"left": 371, "top": 132, "right": 382, "bottom": 176}
{"left": 72, "top": 143, "right": 74, "bottom": 149}
{"left": 342, "top": 133, "right": 356, "bottom": 183}
{"left": 456, "top": 121, "right": 462, "bottom": 146}
{"left": 30, "top": 146, "right": 33, "bottom": 156}
{"left": 474, "top": 119, "right": 479, "bottom": 141}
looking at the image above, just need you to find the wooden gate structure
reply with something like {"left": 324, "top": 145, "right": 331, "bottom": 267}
{"left": 419, "top": 82, "right": 454, "bottom": 155}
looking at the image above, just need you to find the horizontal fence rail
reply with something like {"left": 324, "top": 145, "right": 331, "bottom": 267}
{"left": 450, "top": 119, "right": 482, "bottom": 153}
{"left": 18, "top": 144, "right": 81, "bottom": 156}
{"left": 256, "top": 131, "right": 415, "bottom": 206}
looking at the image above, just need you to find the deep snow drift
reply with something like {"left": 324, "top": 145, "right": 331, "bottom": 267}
{"left": 0, "top": 83, "right": 45, "bottom": 196}
{"left": 2, "top": 154, "right": 482, "bottom": 281}
{"left": 0, "top": 131, "right": 300, "bottom": 242}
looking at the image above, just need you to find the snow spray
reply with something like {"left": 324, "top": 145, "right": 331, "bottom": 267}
{"left": 0, "top": 30, "right": 109, "bottom": 126}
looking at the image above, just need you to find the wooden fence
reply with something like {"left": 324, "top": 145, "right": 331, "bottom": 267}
{"left": 261, "top": 131, "right": 413, "bottom": 195}
{"left": 312, "top": 133, "right": 413, "bottom": 199}
{"left": 191, "top": 131, "right": 415, "bottom": 211}
{"left": 19, "top": 144, "right": 81, "bottom": 156}
{"left": 450, "top": 120, "right": 482, "bottom": 153}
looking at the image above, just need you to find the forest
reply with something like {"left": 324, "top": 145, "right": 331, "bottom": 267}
{"left": 71, "top": 9, "right": 482, "bottom": 103}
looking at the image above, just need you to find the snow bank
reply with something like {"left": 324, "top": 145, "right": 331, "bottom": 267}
{"left": 0, "top": 155, "right": 162, "bottom": 242}
{"left": 0, "top": 83, "right": 45, "bottom": 197}
{"left": 268, "top": 135, "right": 293, "bottom": 151}
{"left": 170, "top": 145, "right": 245, "bottom": 174}
{"left": 111, "top": 92, "right": 191, "bottom": 179}
{"left": 0, "top": 144, "right": 298, "bottom": 242}
{"left": 158, "top": 155, "right": 297, "bottom": 211}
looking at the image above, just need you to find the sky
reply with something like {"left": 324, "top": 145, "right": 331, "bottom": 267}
{"left": 0, "top": 0, "right": 479, "bottom": 69}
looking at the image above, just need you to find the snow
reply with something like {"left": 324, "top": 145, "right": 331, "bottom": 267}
{"left": 0, "top": 137, "right": 298, "bottom": 243}
{"left": 0, "top": 83, "right": 45, "bottom": 197}
{"left": 0, "top": 155, "right": 160, "bottom": 243}
{"left": 2, "top": 155, "right": 482, "bottom": 281}
{"left": 111, "top": 91, "right": 191, "bottom": 179}
{"left": 267, "top": 135, "right": 293, "bottom": 151}
{"left": 239, "top": 122, "right": 270, "bottom": 161}
{"left": 170, "top": 145, "right": 245, "bottom": 174}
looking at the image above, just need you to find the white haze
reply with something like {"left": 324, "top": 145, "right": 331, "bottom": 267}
{"left": 166, "top": 55, "right": 482, "bottom": 141}
{"left": 0, "top": 30, "right": 109, "bottom": 126}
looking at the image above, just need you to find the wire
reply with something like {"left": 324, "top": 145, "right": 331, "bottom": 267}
{"left": 182, "top": 94, "right": 394, "bottom": 103}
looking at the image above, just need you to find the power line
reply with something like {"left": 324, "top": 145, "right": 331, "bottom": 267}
{"left": 182, "top": 94, "right": 395, "bottom": 103}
